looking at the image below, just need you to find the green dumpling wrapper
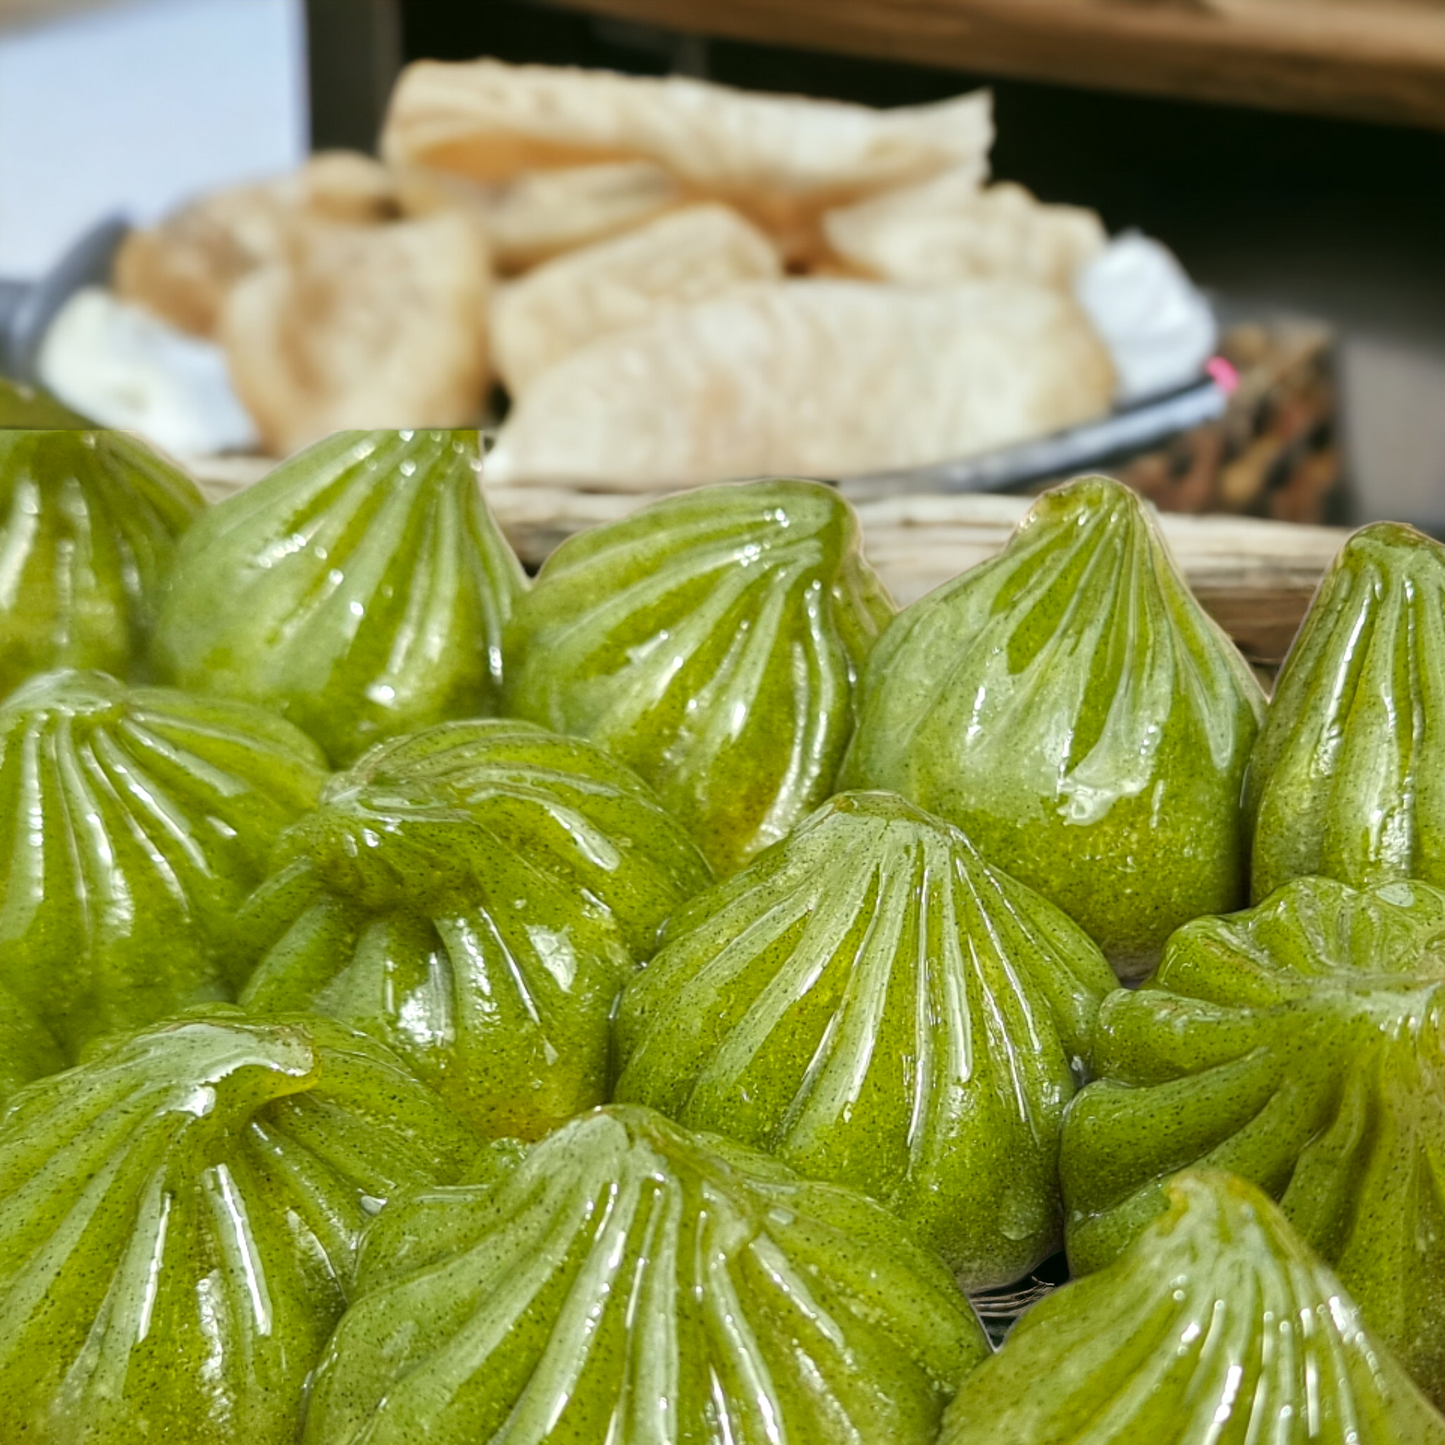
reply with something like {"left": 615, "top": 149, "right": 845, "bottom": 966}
{"left": 614, "top": 790, "right": 1116, "bottom": 1287}
{"left": 503, "top": 478, "right": 895, "bottom": 875}
{"left": 304, "top": 1103, "right": 989, "bottom": 1445}
{"left": 152, "top": 430, "right": 526, "bottom": 765}
{"left": 0, "top": 429, "right": 204, "bottom": 698}
{"left": 1247, "top": 522, "right": 1445, "bottom": 902}
{"left": 0, "top": 979, "right": 63, "bottom": 1104}
{"left": 0, "top": 669, "right": 328, "bottom": 1059}
{"left": 1061, "top": 875, "right": 1445, "bottom": 1402}
{"left": 239, "top": 719, "right": 712, "bottom": 1139}
{"left": 941, "top": 1169, "right": 1445, "bottom": 1445}
{"left": 840, "top": 475, "right": 1265, "bottom": 978}
{"left": 0, "top": 1010, "right": 478, "bottom": 1445}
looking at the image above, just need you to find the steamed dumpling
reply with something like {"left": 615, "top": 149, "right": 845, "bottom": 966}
{"left": 304, "top": 1103, "right": 990, "bottom": 1445}
{"left": 942, "top": 1170, "right": 1445, "bottom": 1444}
{"left": 0, "top": 428, "right": 204, "bottom": 698}
{"left": 0, "top": 1011, "right": 478, "bottom": 1444}
{"left": 152, "top": 429, "right": 525, "bottom": 765}
{"left": 0, "top": 670, "right": 327, "bottom": 1059}
{"left": 504, "top": 478, "right": 894, "bottom": 874}
{"left": 1247, "top": 522, "right": 1445, "bottom": 901}
{"left": 239, "top": 719, "right": 711, "bottom": 1138}
{"left": 842, "top": 475, "right": 1264, "bottom": 977}
{"left": 1061, "top": 875, "right": 1445, "bottom": 1403}
{"left": 615, "top": 790, "right": 1115, "bottom": 1286}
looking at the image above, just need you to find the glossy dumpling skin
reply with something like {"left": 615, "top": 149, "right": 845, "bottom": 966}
{"left": 0, "top": 1010, "right": 478, "bottom": 1445}
{"left": 942, "top": 1170, "right": 1445, "bottom": 1445}
{"left": 503, "top": 478, "right": 895, "bottom": 875}
{"left": 0, "top": 670, "right": 328, "bottom": 1059}
{"left": 840, "top": 475, "right": 1264, "bottom": 978}
{"left": 615, "top": 790, "right": 1116, "bottom": 1287}
{"left": 303, "top": 1103, "right": 989, "bottom": 1445}
{"left": 239, "top": 719, "right": 712, "bottom": 1139}
{"left": 152, "top": 430, "right": 526, "bottom": 765}
{"left": 1247, "top": 522, "right": 1445, "bottom": 902}
{"left": 0, "top": 429, "right": 204, "bottom": 698}
{"left": 1061, "top": 876, "right": 1445, "bottom": 1402}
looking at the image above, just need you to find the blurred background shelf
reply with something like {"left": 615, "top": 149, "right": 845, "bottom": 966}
{"left": 1, "top": 0, "right": 1440, "bottom": 531}
{"left": 559, "top": 0, "right": 1445, "bottom": 131}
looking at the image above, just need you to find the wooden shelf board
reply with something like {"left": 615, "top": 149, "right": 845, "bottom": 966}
{"left": 555, "top": 0, "right": 1445, "bottom": 130}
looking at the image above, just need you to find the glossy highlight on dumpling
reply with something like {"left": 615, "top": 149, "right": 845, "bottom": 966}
{"left": 152, "top": 429, "right": 526, "bottom": 765}
{"left": 503, "top": 478, "right": 895, "bottom": 875}
{"left": 941, "top": 1170, "right": 1445, "bottom": 1445}
{"left": 615, "top": 789, "right": 1115, "bottom": 1287}
{"left": 1061, "top": 875, "right": 1445, "bottom": 1402}
{"left": 239, "top": 719, "right": 712, "bottom": 1139}
{"left": 303, "top": 1103, "right": 989, "bottom": 1445}
{"left": 0, "top": 428, "right": 204, "bottom": 698}
{"left": 0, "top": 1010, "right": 478, "bottom": 1445}
{"left": 0, "top": 670, "right": 328, "bottom": 1059}
{"left": 1247, "top": 522, "right": 1445, "bottom": 902}
{"left": 841, "top": 475, "right": 1264, "bottom": 978}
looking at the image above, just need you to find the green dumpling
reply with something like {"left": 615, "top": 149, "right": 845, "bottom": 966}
{"left": 0, "top": 979, "right": 63, "bottom": 1104}
{"left": 941, "top": 1169, "right": 1445, "bottom": 1445}
{"left": 0, "top": 428, "right": 204, "bottom": 698}
{"left": 239, "top": 719, "right": 711, "bottom": 1139}
{"left": 0, "top": 670, "right": 328, "bottom": 1059}
{"left": 0, "top": 1010, "right": 478, "bottom": 1445}
{"left": 1061, "top": 875, "right": 1445, "bottom": 1402}
{"left": 503, "top": 478, "right": 895, "bottom": 874}
{"left": 1247, "top": 522, "right": 1445, "bottom": 902}
{"left": 303, "top": 1103, "right": 989, "bottom": 1445}
{"left": 614, "top": 790, "right": 1115, "bottom": 1286}
{"left": 152, "top": 430, "right": 526, "bottom": 765}
{"left": 840, "top": 475, "right": 1264, "bottom": 978}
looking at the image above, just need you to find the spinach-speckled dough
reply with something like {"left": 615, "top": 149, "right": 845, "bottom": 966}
{"left": 942, "top": 1170, "right": 1445, "bottom": 1445}
{"left": 239, "top": 719, "right": 712, "bottom": 1139}
{"left": 1247, "top": 522, "right": 1445, "bottom": 902}
{"left": 0, "top": 1010, "right": 478, "bottom": 1445}
{"left": 303, "top": 1104, "right": 989, "bottom": 1445}
{"left": 615, "top": 790, "right": 1116, "bottom": 1287}
{"left": 503, "top": 478, "right": 895, "bottom": 875}
{"left": 152, "top": 430, "right": 526, "bottom": 765}
{"left": 1061, "top": 875, "right": 1445, "bottom": 1405}
{"left": 840, "top": 475, "right": 1264, "bottom": 979}
{"left": 0, "top": 429, "right": 204, "bottom": 698}
{"left": 0, "top": 670, "right": 328, "bottom": 1059}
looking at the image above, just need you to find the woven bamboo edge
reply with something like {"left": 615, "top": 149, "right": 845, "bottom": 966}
{"left": 184, "top": 458, "right": 1348, "bottom": 667}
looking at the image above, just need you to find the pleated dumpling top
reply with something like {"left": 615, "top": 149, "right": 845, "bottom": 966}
{"left": 153, "top": 429, "right": 526, "bottom": 765}
{"left": 504, "top": 478, "right": 895, "bottom": 875}
{"left": 615, "top": 790, "right": 1115, "bottom": 1287}
{"left": 942, "top": 1170, "right": 1445, "bottom": 1444}
{"left": 0, "top": 1011, "right": 478, "bottom": 1444}
{"left": 0, "top": 669, "right": 327, "bottom": 1059}
{"left": 842, "top": 474, "right": 1264, "bottom": 977}
{"left": 1062, "top": 875, "right": 1445, "bottom": 1403}
{"left": 239, "top": 718, "right": 712, "bottom": 1138}
{"left": 0, "top": 428, "right": 204, "bottom": 698}
{"left": 1247, "top": 522, "right": 1445, "bottom": 901}
{"left": 304, "top": 1103, "right": 989, "bottom": 1445}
